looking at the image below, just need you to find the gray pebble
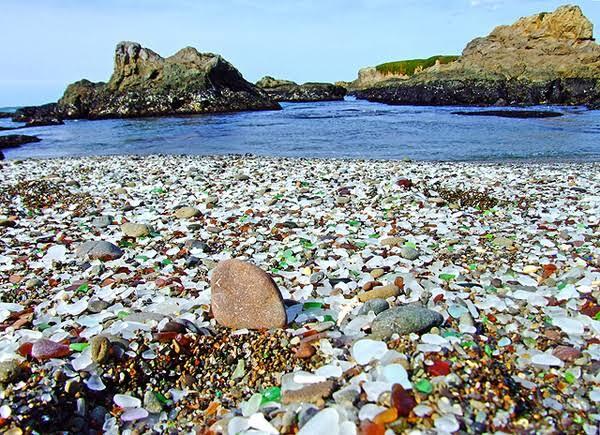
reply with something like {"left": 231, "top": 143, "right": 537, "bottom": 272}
{"left": 358, "top": 298, "right": 390, "bottom": 316}
{"left": 371, "top": 304, "right": 444, "bottom": 339}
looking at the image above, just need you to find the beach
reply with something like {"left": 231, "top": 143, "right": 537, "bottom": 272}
{"left": 0, "top": 155, "right": 598, "bottom": 433}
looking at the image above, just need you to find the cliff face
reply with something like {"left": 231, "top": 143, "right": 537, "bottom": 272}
{"left": 355, "top": 5, "right": 600, "bottom": 107}
{"left": 256, "top": 76, "right": 347, "bottom": 102}
{"left": 16, "top": 42, "right": 279, "bottom": 121}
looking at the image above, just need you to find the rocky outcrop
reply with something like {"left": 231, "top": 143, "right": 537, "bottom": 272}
{"left": 349, "top": 56, "right": 458, "bottom": 90}
{"left": 256, "top": 76, "right": 347, "bottom": 102}
{"left": 0, "top": 135, "right": 41, "bottom": 149}
{"left": 452, "top": 110, "right": 563, "bottom": 118}
{"left": 355, "top": 5, "right": 600, "bottom": 108}
{"left": 350, "top": 67, "right": 410, "bottom": 90}
{"left": 14, "top": 42, "right": 280, "bottom": 121}
{"left": 0, "top": 112, "right": 12, "bottom": 118}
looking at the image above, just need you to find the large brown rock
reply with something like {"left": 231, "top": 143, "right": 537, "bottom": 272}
{"left": 355, "top": 5, "right": 600, "bottom": 108}
{"left": 210, "top": 259, "right": 286, "bottom": 330}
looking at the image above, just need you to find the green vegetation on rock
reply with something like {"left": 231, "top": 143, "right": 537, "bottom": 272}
{"left": 375, "top": 55, "right": 459, "bottom": 76}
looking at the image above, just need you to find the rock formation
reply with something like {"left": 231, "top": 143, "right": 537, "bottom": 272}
{"left": 349, "top": 56, "right": 458, "bottom": 90}
{"left": 14, "top": 42, "right": 280, "bottom": 121}
{"left": 355, "top": 5, "right": 600, "bottom": 108}
{"left": 256, "top": 76, "right": 347, "bottom": 102}
{"left": 0, "top": 135, "right": 42, "bottom": 149}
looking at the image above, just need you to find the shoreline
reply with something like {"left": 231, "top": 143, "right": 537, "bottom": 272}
{"left": 3, "top": 152, "right": 600, "bottom": 166}
{"left": 0, "top": 155, "right": 598, "bottom": 433}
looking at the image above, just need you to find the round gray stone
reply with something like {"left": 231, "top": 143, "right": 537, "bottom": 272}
{"left": 371, "top": 305, "right": 443, "bottom": 339}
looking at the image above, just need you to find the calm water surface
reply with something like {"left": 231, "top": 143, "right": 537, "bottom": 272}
{"left": 1, "top": 98, "right": 599, "bottom": 161}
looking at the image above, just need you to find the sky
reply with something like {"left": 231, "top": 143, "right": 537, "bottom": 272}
{"left": 1, "top": 0, "right": 600, "bottom": 106}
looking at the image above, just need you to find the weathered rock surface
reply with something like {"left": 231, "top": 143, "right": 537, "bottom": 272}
{"left": 121, "top": 222, "right": 152, "bottom": 238}
{"left": 0, "top": 134, "right": 42, "bottom": 149}
{"left": 256, "top": 76, "right": 347, "bottom": 102}
{"left": 75, "top": 240, "right": 124, "bottom": 261}
{"left": 14, "top": 42, "right": 280, "bottom": 122}
{"left": 371, "top": 305, "right": 444, "bottom": 339}
{"left": 210, "top": 259, "right": 287, "bottom": 329}
{"left": 355, "top": 5, "right": 600, "bottom": 108}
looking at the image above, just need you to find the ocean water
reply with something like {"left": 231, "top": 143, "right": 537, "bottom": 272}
{"left": 1, "top": 98, "right": 600, "bottom": 161}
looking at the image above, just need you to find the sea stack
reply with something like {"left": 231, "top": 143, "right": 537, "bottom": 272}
{"left": 14, "top": 42, "right": 280, "bottom": 121}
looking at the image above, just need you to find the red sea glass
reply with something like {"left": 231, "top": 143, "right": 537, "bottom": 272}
{"left": 391, "top": 384, "right": 416, "bottom": 417}
{"left": 31, "top": 339, "right": 71, "bottom": 360}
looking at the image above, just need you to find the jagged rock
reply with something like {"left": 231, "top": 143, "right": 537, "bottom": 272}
{"left": 12, "top": 103, "right": 62, "bottom": 123}
{"left": 0, "top": 134, "right": 42, "bottom": 149}
{"left": 0, "top": 112, "right": 12, "bottom": 118}
{"left": 256, "top": 76, "right": 347, "bottom": 102}
{"left": 355, "top": 5, "right": 600, "bottom": 108}
{"left": 14, "top": 42, "right": 280, "bottom": 121}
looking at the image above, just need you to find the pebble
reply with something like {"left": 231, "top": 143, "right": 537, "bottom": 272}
{"left": 184, "top": 239, "right": 208, "bottom": 251}
{"left": 282, "top": 381, "right": 335, "bottom": 404}
{"left": 358, "top": 284, "right": 400, "bottom": 302}
{"left": 76, "top": 240, "right": 123, "bottom": 261}
{"left": 295, "top": 342, "right": 316, "bottom": 359}
{"left": 371, "top": 305, "right": 444, "bottom": 339}
{"left": 25, "top": 278, "right": 43, "bottom": 289}
{"left": 381, "top": 237, "right": 405, "bottom": 247}
{"left": 370, "top": 268, "right": 385, "bottom": 279}
{"left": 90, "top": 336, "right": 111, "bottom": 363}
{"left": 92, "top": 215, "right": 113, "bottom": 228}
{"left": 87, "top": 299, "right": 109, "bottom": 314}
{"left": 174, "top": 207, "right": 201, "bottom": 219}
{"left": 210, "top": 259, "right": 287, "bottom": 329}
{"left": 400, "top": 246, "right": 420, "bottom": 260}
{"left": 358, "top": 298, "right": 390, "bottom": 316}
{"left": 143, "top": 390, "right": 163, "bottom": 414}
{"left": 121, "top": 222, "right": 152, "bottom": 238}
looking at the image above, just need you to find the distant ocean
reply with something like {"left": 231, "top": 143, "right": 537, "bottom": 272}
{"left": 1, "top": 99, "right": 600, "bottom": 161}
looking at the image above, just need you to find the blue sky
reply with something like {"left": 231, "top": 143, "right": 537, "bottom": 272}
{"left": 1, "top": 0, "right": 599, "bottom": 106}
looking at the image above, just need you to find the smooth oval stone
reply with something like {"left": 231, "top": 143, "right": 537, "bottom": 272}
{"left": 76, "top": 241, "right": 123, "bottom": 261}
{"left": 371, "top": 305, "right": 444, "bottom": 339}
{"left": 90, "top": 336, "right": 111, "bottom": 363}
{"left": 211, "top": 259, "right": 286, "bottom": 330}
{"left": 31, "top": 339, "right": 71, "bottom": 361}
{"left": 92, "top": 215, "right": 113, "bottom": 228}
{"left": 121, "top": 222, "right": 152, "bottom": 238}
{"left": 400, "top": 246, "right": 420, "bottom": 261}
{"left": 174, "top": 207, "right": 201, "bottom": 219}
{"left": 358, "top": 298, "right": 390, "bottom": 315}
